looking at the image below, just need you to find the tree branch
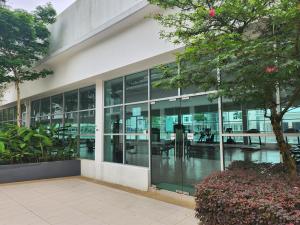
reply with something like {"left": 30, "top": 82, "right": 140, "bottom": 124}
{"left": 279, "top": 86, "right": 300, "bottom": 119}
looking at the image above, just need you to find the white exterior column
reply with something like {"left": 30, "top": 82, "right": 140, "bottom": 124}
{"left": 94, "top": 79, "right": 104, "bottom": 180}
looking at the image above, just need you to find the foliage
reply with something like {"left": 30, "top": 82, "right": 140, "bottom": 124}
{"left": 195, "top": 161, "right": 300, "bottom": 225}
{"left": 0, "top": 3, "right": 56, "bottom": 126}
{"left": 0, "top": 124, "right": 78, "bottom": 165}
{"left": 148, "top": 0, "right": 300, "bottom": 175}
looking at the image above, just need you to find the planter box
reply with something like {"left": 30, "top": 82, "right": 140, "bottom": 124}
{"left": 0, "top": 160, "right": 81, "bottom": 183}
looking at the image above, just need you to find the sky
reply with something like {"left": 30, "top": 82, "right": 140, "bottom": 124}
{"left": 6, "top": 0, "right": 77, "bottom": 14}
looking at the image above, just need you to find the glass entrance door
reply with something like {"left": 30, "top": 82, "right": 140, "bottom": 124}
{"left": 151, "top": 95, "right": 221, "bottom": 195}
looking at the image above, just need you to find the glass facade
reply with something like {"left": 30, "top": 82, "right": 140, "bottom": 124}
{"left": 30, "top": 85, "right": 96, "bottom": 160}
{"left": 103, "top": 64, "right": 300, "bottom": 195}
{"left": 0, "top": 104, "right": 26, "bottom": 127}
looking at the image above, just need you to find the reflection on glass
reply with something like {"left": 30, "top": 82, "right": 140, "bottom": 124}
{"left": 31, "top": 117, "right": 40, "bottom": 128}
{"left": 125, "top": 135, "right": 149, "bottom": 167}
{"left": 125, "top": 103, "right": 148, "bottom": 134}
{"left": 181, "top": 86, "right": 200, "bottom": 95}
{"left": 104, "top": 107, "right": 123, "bottom": 134}
{"left": 8, "top": 107, "right": 14, "bottom": 121}
{"left": 40, "top": 97, "right": 50, "bottom": 117}
{"left": 64, "top": 112, "right": 78, "bottom": 138}
{"left": 65, "top": 90, "right": 78, "bottom": 112}
{"left": 13, "top": 106, "right": 17, "bottom": 121}
{"left": 31, "top": 100, "right": 40, "bottom": 117}
{"left": 151, "top": 96, "right": 220, "bottom": 194}
{"left": 79, "top": 110, "right": 95, "bottom": 160}
{"left": 104, "top": 135, "right": 123, "bottom": 163}
{"left": 51, "top": 94, "right": 63, "bottom": 115}
{"left": 51, "top": 114, "right": 63, "bottom": 129}
{"left": 150, "top": 64, "right": 178, "bottom": 100}
{"left": 40, "top": 117, "right": 50, "bottom": 127}
{"left": 125, "top": 71, "right": 148, "bottom": 103}
{"left": 223, "top": 135, "right": 280, "bottom": 168}
{"left": 21, "top": 104, "right": 26, "bottom": 126}
{"left": 2, "top": 109, "right": 7, "bottom": 122}
{"left": 79, "top": 86, "right": 95, "bottom": 110}
{"left": 104, "top": 78, "right": 123, "bottom": 106}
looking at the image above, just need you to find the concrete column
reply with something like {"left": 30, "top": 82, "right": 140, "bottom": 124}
{"left": 95, "top": 79, "right": 104, "bottom": 177}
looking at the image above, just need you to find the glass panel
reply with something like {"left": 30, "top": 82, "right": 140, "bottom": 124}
{"left": 79, "top": 110, "right": 95, "bottom": 160}
{"left": 125, "top": 135, "right": 149, "bottom": 167}
{"left": 283, "top": 100, "right": 300, "bottom": 145}
{"left": 125, "top": 71, "right": 148, "bottom": 103}
{"left": 51, "top": 114, "right": 63, "bottom": 129}
{"left": 64, "top": 90, "right": 78, "bottom": 112}
{"left": 31, "top": 100, "right": 40, "bottom": 117}
{"left": 79, "top": 86, "right": 95, "bottom": 110}
{"left": 104, "top": 77, "right": 123, "bottom": 106}
{"left": 223, "top": 100, "right": 273, "bottom": 137}
{"left": 21, "top": 104, "right": 26, "bottom": 126}
{"left": 125, "top": 103, "right": 148, "bottom": 134}
{"left": 64, "top": 112, "right": 78, "bottom": 138}
{"left": 31, "top": 117, "right": 40, "bottom": 128}
{"left": 150, "top": 64, "right": 178, "bottom": 100}
{"left": 40, "top": 98, "right": 50, "bottom": 126}
{"left": 0, "top": 110, "right": 3, "bottom": 122}
{"left": 51, "top": 94, "right": 63, "bottom": 115}
{"left": 2, "top": 109, "right": 7, "bottom": 121}
{"left": 104, "top": 135, "right": 123, "bottom": 163}
{"left": 222, "top": 101, "right": 243, "bottom": 134}
{"left": 151, "top": 99, "right": 183, "bottom": 193}
{"left": 13, "top": 106, "right": 17, "bottom": 120}
{"left": 223, "top": 135, "right": 280, "bottom": 168}
{"left": 8, "top": 107, "right": 14, "bottom": 121}
{"left": 40, "top": 97, "right": 50, "bottom": 117}
{"left": 181, "top": 86, "right": 200, "bottom": 95}
{"left": 151, "top": 96, "right": 221, "bottom": 195}
{"left": 104, "top": 107, "right": 123, "bottom": 134}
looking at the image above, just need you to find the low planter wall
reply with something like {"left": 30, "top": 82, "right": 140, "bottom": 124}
{"left": 0, "top": 160, "right": 81, "bottom": 183}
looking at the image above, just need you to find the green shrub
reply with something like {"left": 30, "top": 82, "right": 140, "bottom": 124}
{"left": 195, "top": 161, "right": 300, "bottom": 225}
{"left": 0, "top": 124, "right": 78, "bottom": 164}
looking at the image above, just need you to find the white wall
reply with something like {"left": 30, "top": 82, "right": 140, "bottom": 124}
{"left": 1, "top": 4, "right": 180, "bottom": 106}
{"left": 49, "top": 0, "right": 145, "bottom": 54}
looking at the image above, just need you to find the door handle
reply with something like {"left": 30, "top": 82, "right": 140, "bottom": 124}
{"left": 182, "top": 133, "right": 185, "bottom": 159}
{"left": 174, "top": 134, "right": 176, "bottom": 159}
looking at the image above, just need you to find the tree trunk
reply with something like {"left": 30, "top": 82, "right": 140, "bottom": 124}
{"left": 270, "top": 115, "right": 297, "bottom": 177}
{"left": 15, "top": 81, "right": 21, "bottom": 127}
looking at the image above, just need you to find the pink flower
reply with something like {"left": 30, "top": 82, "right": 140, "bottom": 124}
{"left": 209, "top": 8, "right": 216, "bottom": 17}
{"left": 265, "top": 66, "right": 278, "bottom": 74}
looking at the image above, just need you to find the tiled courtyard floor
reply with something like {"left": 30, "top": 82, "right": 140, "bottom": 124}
{"left": 0, "top": 178, "right": 198, "bottom": 225}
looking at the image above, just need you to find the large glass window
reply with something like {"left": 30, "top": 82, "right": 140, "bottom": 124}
{"left": 125, "top": 71, "right": 148, "bottom": 103}
{"left": 79, "top": 110, "right": 95, "bottom": 160}
{"left": 40, "top": 98, "right": 50, "bottom": 117}
{"left": 125, "top": 135, "right": 149, "bottom": 167}
{"left": 79, "top": 86, "right": 95, "bottom": 110}
{"left": 29, "top": 87, "right": 95, "bottom": 160}
{"left": 2, "top": 108, "right": 7, "bottom": 122}
{"left": 64, "top": 90, "right": 78, "bottom": 112}
{"left": 104, "top": 107, "right": 123, "bottom": 134}
{"left": 8, "top": 107, "right": 14, "bottom": 121}
{"left": 51, "top": 94, "right": 63, "bottom": 115}
{"left": 104, "top": 78, "right": 123, "bottom": 106}
{"left": 104, "top": 135, "right": 123, "bottom": 163}
{"left": 125, "top": 103, "right": 148, "bottom": 134}
{"left": 31, "top": 100, "right": 40, "bottom": 118}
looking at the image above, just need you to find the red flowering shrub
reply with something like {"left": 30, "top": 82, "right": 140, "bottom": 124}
{"left": 195, "top": 161, "right": 300, "bottom": 225}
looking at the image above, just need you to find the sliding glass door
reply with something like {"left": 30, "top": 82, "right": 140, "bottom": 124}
{"left": 151, "top": 95, "right": 221, "bottom": 195}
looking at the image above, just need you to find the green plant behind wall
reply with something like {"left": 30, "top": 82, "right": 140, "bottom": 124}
{"left": 0, "top": 125, "right": 78, "bottom": 165}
